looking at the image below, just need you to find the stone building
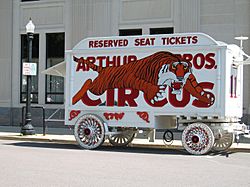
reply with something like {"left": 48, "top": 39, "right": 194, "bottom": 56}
{"left": 0, "top": 0, "right": 249, "bottom": 126}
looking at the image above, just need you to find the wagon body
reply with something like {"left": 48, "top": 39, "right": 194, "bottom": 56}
{"left": 65, "top": 33, "right": 243, "bottom": 128}
{"left": 62, "top": 33, "right": 249, "bottom": 154}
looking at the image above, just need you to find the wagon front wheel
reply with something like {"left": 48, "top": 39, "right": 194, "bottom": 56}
{"left": 74, "top": 114, "right": 105, "bottom": 149}
{"left": 182, "top": 123, "right": 214, "bottom": 155}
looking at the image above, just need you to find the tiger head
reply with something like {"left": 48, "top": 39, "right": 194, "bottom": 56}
{"left": 158, "top": 60, "right": 192, "bottom": 94}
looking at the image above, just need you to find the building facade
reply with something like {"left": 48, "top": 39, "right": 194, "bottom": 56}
{"left": 0, "top": 0, "right": 249, "bottom": 126}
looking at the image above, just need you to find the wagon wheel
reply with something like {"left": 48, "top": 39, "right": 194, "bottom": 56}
{"left": 108, "top": 128, "right": 135, "bottom": 147}
{"left": 212, "top": 132, "right": 234, "bottom": 152}
{"left": 182, "top": 123, "right": 214, "bottom": 155}
{"left": 74, "top": 114, "right": 105, "bottom": 150}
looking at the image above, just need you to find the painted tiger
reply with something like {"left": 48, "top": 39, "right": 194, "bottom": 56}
{"left": 72, "top": 51, "right": 215, "bottom": 106}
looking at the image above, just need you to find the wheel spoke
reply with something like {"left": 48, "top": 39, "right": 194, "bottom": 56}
{"left": 182, "top": 123, "right": 214, "bottom": 155}
{"left": 212, "top": 133, "right": 234, "bottom": 152}
{"left": 74, "top": 114, "right": 105, "bottom": 149}
{"left": 108, "top": 128, "right": 135, "bottom": 146}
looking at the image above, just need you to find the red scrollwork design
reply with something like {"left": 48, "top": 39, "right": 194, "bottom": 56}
{"left": 103, "top": 112, "right": 125, "bottom": 121}
{"left": 137, "top": 112, "right": 150, "bottom": 123}
{"left": 69, "top": 110, "right": 81, "bottom": 121}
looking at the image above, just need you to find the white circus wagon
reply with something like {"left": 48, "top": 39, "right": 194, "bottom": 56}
{"left": 44, "top": 33, "right": 250, "bottom": 155}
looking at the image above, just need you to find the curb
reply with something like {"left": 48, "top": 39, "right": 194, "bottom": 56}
{"left": 1, "top": 134, "right": 250, "bottom": 153}
{"left": 0, "top": 134, "right": 182, "bottom": 149}
{"left": 0, "top": 135, "right": 76, "bottom": 144}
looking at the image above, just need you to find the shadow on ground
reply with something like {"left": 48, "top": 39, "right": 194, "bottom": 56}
{"left": 7, "top": 141, "right": 187, "bottom": 155}
{"left": 6, "top": 141, "right": 246, "bottom": 157}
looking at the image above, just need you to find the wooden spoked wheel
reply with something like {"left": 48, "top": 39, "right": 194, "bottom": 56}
{"left": 108, "top": 128, "right": 135, "bottom": 147}
{"left": 182, "top": 123, "right": 214, "bottom": 155}
{"left": 212, "top": 132, "right": 234, "bottom": 152}
{"left": 74, "top": 114, "right": 105, "bottom": 149}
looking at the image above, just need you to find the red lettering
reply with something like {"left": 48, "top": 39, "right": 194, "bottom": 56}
{"left": 192, "top": 82, "right": 215, "bottom": 108}
{"left": 234, "top": 76, "right": 237, "bottom": 98}
{"left": 96, "top": 56, "right": 105, "bottom": 67}
{"left": 74, "top": 57, "right": 89, "bottom": 71}
{"left": 181, "top": 37, "right": 186, "bottom": 44}
{"left": 104, "top": 112, "right": 124, "bottom": 120}
{"left": 175, "top": 37, "right": 181, "bottom": 44}
{"left": 89, "top": 41, "right": 94, "bottom": 48}
{"left": 162, "top": 36, "right": 198, "bottom": 45}
{"left": 193, "top": 53, "right": 205, "bottom": 69}
{"left": 87, "top": 56, "right": 96, "bottom": 63}
{"left": 177, "top": 53, "right": 216, "bottom": 70}
{"left": 106, "top": 89, "right": 115, "bottom": 106}
{"left": 128, "top": 55, "right": 137, "bottom": 63}
{"left": 144, "top": 95, "right": 168, "bottom": 107}
{"left": 205, "top": 53, "right": 216, "bottom": 69}
{"left": 170, "top": 37, "right": 175, "bottom": 45}
{"left": 118, "top": 89, "right": 139, "bottom": 107}
{"left": 76, "top": 61, "right": 86, "bottom": 71}
{"left": 168, "top": 88, "right": 190, "bottom": 107}
{"left": 106, "top": 56, "right": 116, "bottom": 67}
{"left": 187, "top": 36, "right": 192, "bottom": 44}
{"left": 192, "top": 36, "right": 198, "bottom": 44}
{"left": 182, "top": 54, "right": 193, "bottom": 61}
{"left": 134, "top": 39, "right": 140, "bottom": 46}
{"left": 134, "top": 38, "right": 155, "bottom": 46}
{"left": 161, "top": 37, "right": 167, "bottom": 45}
{"left": 81, "top": 93, "right": 102, "bottom": 106}
{"left": 230, "top": 75, "right": 237, "bottom": 98}
{"left": 88, "top": 39, "right": 128, "bottom": 48}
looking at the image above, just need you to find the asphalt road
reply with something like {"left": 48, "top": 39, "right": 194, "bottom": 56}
{"left": 1, "top": 139, "right": 250, "bottom": 187}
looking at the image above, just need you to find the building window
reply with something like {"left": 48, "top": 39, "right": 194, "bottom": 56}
{"left": 46, "top": 33, "right": 65, "bottom": 104}
{"left": 21, "top": 0, "right": 39, "bottom": 2}
{"left": 20, "top": 34, "right": 39, "bottom": 103}
{"left": 150, "top": 27, "right": 174, "bottom": 35}
{"left": 119, "top": 29, "right": 142, "bottom": 36}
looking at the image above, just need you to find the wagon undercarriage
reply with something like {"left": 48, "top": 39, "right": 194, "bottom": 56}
{"left": 73, "top": 113, "right": 249, "bottom": 155}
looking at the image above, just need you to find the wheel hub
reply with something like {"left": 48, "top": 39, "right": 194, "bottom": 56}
{"left": 191, "top": 135, "right": 199, "bottom": 144}
{"left": 84, "top": 128, "right": 91, "bottom": 136}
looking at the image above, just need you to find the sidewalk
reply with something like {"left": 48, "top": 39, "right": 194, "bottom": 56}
{"left": 1, "top": 126, "right": 250, "bottom": 152}
{"left": 0, "top": 126, "right": 182, "bottom": 149}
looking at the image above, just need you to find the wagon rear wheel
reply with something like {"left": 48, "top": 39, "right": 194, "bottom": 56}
{"left": 108, "top": 128, "right": 135, "bottom": 147}
{"left": 182, "top": 123, "right": 214, "bottom": 155}
{"left": 212, "top": 132, "right": 234, "bottom": 152}
{"left": 74, "top": 114, "right": 105, "bottom": 150}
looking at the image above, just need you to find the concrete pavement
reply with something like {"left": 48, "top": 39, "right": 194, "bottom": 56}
{"left": 1, "top": 125, "right": 250, "bottom": 152}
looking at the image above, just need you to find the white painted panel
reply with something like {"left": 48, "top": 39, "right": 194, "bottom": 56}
{"left": 92, "top": 0, "right": 111, "bottom": 37}
{"left": 201, "top": 15, "right": 235, "bottom": 25}
{"left": 201, "top": 3, "right": 234, "bottom": 16}
{"left": 235, "top": 3, "right": 250, "bottom": 27}
{"left": 0, "top": 1, "right": 12, "bottom": 58}
{"left": 0, "top": 59, "right": 11, "bottom": 106}
{"left": 71, "top": 0, "right": 113, "bottom": 46}
{"left": 180, "top": 0, "right": 200, "bottom": 32}
{"left": 121, "top": 0, "right": 172, "bottom": 23}
{"left": 0, "top": 0, "right": 12, "bottom": 107}
{"left": 20, "top": 3, "right": 64, "bottom": 28}
{"left": 71, "top": 0, "right": 88, "bottom": 47}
